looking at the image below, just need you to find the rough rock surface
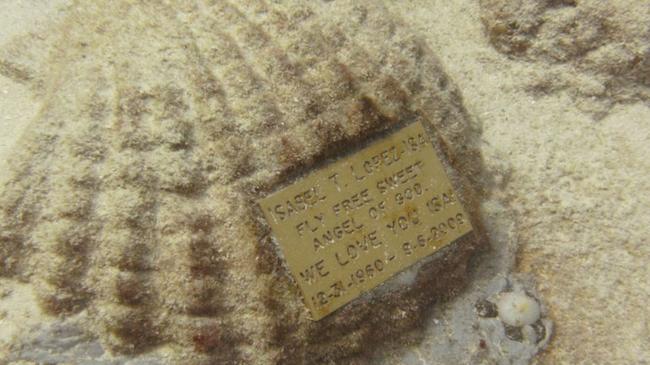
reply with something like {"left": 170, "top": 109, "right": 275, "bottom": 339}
{"left": 0, "top": 1, "right": 488, "bottom": 364}
{"left": 480, "top": 0, "right": 650, "bottom": 117}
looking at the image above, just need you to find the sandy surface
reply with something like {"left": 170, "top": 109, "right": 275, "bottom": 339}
{"left": 0, "top": 0, "right": 71, "bottom": 350}
{"left": 394, "top": 0, "right": 649, "bottom": 363}
{"left": 1, "top": 0, "right": 648, "bottom": 364}
{"left": 0, "top": 0, "right": 70, "bottom": 183}
{"left": 1, "top": 0, "right": 64, "bottom": 346}
{"left": 0, "top": 76, "right": 33, "bottom": 181}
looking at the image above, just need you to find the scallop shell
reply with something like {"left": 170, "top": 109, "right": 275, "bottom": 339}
{"left": 0, "top": 1, "right": 486, "bottom": 363}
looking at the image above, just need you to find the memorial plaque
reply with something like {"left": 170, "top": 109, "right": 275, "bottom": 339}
{"left": 258, "top": 122, "right": 473, "bottom": 320}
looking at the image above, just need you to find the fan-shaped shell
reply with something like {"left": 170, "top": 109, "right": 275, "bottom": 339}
{"left": 0, "top": 1, "right": 486, "bottom": 363}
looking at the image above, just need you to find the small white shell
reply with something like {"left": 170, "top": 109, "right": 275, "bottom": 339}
{"left": 497, "top": 291, "right": 541, "bottom": 327}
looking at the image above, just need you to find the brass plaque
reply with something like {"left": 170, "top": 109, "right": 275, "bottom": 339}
{"left": 258, "top": 122, "right": 472, "bottom": 320}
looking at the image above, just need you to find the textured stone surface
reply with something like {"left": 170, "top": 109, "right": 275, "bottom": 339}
{"left": 0, "top": 1, "right": 487, "bottom": 364}
{"left": 480, "top": 0, "right": 650, "bottom": 117}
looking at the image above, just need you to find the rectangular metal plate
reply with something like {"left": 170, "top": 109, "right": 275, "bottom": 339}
{"left": 258, "top": 122, "right": 472, "bottom": 320}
